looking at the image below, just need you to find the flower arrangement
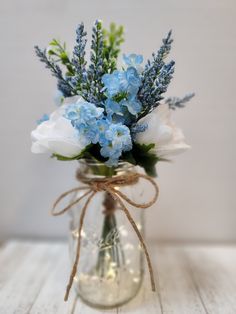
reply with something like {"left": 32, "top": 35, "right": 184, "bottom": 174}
{"left": 31, "top": 21, "right": 194, "bottom": 307}
{"left": 31, "top": 20, "right": 194, "bottom": 176}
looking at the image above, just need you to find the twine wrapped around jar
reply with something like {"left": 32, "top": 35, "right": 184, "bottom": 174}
{"left": 52, "top": 170, "right": 159, "bottom": 301}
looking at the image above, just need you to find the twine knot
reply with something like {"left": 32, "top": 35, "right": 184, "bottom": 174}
{"left": 90, "top": 181, "right": 106, "bottom": 192}
{"left": 52, "top": 170, "right": 159, "bottom": 302}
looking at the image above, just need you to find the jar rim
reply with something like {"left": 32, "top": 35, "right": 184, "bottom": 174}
{"left": 78, "top": 158, "right": 135, "bottom": 170}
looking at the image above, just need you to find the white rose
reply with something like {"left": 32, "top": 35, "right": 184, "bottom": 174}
{"left": 135, "top": 103, "right": 190, "bottom": 158}
{"left": 31, "top": 105, "right": 85, "bottom": 158}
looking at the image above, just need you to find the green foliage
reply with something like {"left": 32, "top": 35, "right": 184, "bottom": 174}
{"left": 103, "top": 23, "right": 125, "bottom": 73}
{"left": 52, "top": 144, "right": 105, "bottom": 162}
{"left": 112, "top": 91, "right": 128, "bottom": 102}
{"left": 52, "top": 153, "right": 83, "bottom": 161}
{"left": 47, "top": 39, "right": 75, "bottom": 76}
{"left": 51, "top": 145, "right": 92, "bottom": 161}
{"left": 86, "top": 144, "right": 107, "bottom": 162}
{"left": 52, "top": 145, "right": 117, "bottom": 176}
{"left": 53, "top": 142, "right": 160, "bottom": 176}
{"left": 123, "top": 143, "right": 159, "bottom": 177}
{"left": 52, "top": 144, "right": 160, "bottom": 176}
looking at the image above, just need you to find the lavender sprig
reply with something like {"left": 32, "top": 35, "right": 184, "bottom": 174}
{"left": 87, "top": 20, "right": 106, "bottom": 104}
{"left": 166, "top": 93, "right": 195, "bottom": 110}
{"left": 144, "top": 60, "right": 175, "bottom": 115}
{"left": 139, "top": 31, "right": 173, "bottom": 100}
{"left": 130, "top": 123, "right": 148, "bottom": 139}
{"left": 137, "top": 31, "right": 174, "bottom": 119}
{"left": 34, "top": 46, "right": 76, "bottom": 97}
{"left": 72, "top": 23, "right": 88, "bottom": 96}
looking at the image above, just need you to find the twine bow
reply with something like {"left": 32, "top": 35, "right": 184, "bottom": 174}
{"left": 51, "top": 170, "right": 159, "bottom": 302}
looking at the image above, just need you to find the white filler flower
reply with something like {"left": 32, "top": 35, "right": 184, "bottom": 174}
{"left": 31, "top": 105, "right": 85, "bottom": 158}
{"left": 135, "top": 103, "right": 190, "bottom": 158}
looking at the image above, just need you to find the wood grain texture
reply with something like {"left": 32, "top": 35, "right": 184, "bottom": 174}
{"left": 1, "top": 241, "right": 236, "bottom": 313}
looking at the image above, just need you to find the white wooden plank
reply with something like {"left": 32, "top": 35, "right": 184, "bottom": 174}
{"left": 76, "top": 301, "right": 119, "bottom": 314}
{"left": 1, "top": 242, "right": 236, "bottom": 314}
{"left": 30, "top": 244, "right": 78, "bottom": 314}
{"left": 154, "top": 245, "right": 207, "bottom": 314}
{"left": 187, "top": 245, "right": 236, "bottom": 274}
{"left": 0, "top": 242, "right": 61, "bottom": 314}
{"left": 0, "top": 241, "right": 33, "bottom": 290}
{"left": 183, "top": 245, "right": 236, "bottom": 314}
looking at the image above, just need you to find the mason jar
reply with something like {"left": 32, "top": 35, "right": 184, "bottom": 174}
{"left": 68, "top": 160, "right": 146, "bottom": 309}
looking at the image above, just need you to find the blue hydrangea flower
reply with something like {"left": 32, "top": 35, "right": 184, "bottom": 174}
{"left": 100, "top": 123, "right": 132, "bottom": 166}
{"left": 123, "top": 54, "right": 143, "bottom": 72}
{"left": 125, "top": 67, "right": 141, "bottom": 94}
{"left": 105, "top": 98, "right": 135, "bottom": 125}
{"left": 121, "top": 96, "right": 142, "bottom": 116}
{"left": 64, "top": 101, "right": 104, "bottom": 126}
{"left": 102, "top": 71, "right": 124, "bottom": 97}
{"left": 64, "top": 100, "right": 104, "bottom": 146}
{"left": 73, "top": 119, "right": 110, "bottom": 147}
{"left": 74, "top": 123, "right": 94, "bottom": 146}
{"left": 95, "top": 118, "right": 110, "bottom": 145}
{"left": 106, "top": 124, "right": 132, "bottom": 149}
{"left": 37, "top": 114, "right": 49, "bottom": 125}
{"left": 102, "top": 67, "right": 141, "bottom": 99}
{"left": 104, "top": 99, "right": 123, "bottom": 117}
{"left": 100, "top": 144, "right": 121, "bottom": 166}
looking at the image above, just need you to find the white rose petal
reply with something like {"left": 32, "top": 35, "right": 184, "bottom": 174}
{"left": 135, "top": 103, "right": 190, "bottom": 158}
{"left": 31, "top": 106, "right": 85, "bottom": 158}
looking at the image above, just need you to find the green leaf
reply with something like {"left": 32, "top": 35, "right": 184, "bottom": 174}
{"left": 102, "top": 23, "right": 125, "bottom": 72}
{"left": 112, "top": 91, "right": 128, "bottom": 102}
{"left": 47, "top": 50, "right": 57, "bottom": 56}
{"left": 47, "top": 39, "right": 75, "bottom": 76}
{"left": 136, "top": 143, "right": 155, "bottom": 153}
{"left": 51, "top": 144, "right": 94, "bottom": 161}
{"left": 85, "top": 144, "right": 107, "bottom": 162}
{"left": 122, "top": 143, "right": 159, "bottom": 177}
{"left": 52, "top": 154, "right": 82, "bottom": 161}
{"left": 122, "top": 150, "right": 136, "bottom": 165}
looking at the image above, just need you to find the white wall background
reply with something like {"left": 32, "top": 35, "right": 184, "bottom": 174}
{"left": 0, "top": 0, "right": 235, "bottom": 242}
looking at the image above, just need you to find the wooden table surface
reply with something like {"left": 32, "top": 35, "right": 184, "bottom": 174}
{"left": 0, "top": 241, "right": 236, "bottom": 314}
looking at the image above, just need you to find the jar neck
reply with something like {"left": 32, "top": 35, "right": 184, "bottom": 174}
{"left": 78, "top": 159, "right": 136, "bottom": 178}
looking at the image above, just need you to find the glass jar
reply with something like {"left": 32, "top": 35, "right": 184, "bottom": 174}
{"left": 68, "top": 160, "right": 145, "bottom": 309}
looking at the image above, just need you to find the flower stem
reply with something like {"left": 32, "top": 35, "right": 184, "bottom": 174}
{"left": 96, "top": 192, "right": 125, "bottom": 278}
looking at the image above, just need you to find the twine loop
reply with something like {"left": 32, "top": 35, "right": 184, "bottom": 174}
{"left": 52, "top": 169, "right": 159, "bottom": 301}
